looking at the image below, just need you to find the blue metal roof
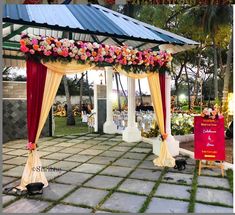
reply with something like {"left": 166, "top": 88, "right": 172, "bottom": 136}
{"left": 3, "top": 4, "right": 199, "bottom": 47}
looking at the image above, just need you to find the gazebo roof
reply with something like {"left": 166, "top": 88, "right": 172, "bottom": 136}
{"left": 3, "top": 4, "right": 199, "bottom": 67}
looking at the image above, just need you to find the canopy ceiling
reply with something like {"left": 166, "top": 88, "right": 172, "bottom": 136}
{"left": 3, "top": 4, "right": 199, "bottom": 68}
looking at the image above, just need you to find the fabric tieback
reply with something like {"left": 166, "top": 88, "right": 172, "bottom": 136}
{"left": 26, "top": 142, "right": 36, "bottom": 151}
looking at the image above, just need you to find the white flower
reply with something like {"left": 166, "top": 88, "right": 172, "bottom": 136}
{"left": 46, "top": 45, "right": 52, "bottom": 50}
{"left": 93, "top": 42, "right": 99, "bottom": 49}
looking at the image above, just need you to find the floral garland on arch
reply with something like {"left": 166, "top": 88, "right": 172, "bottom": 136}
{"left": 19, "top": 33, "right": 173, "bottom": 74}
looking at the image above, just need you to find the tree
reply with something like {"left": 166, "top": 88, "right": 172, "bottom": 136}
{"left": 63, "top": 75, "right": 75, "bottom": 126}
{"left": 79, "top": 73, "right": 84, "bottom": 112}
{"left": 114, "top": 72, "right": 121, "bottom": 111}
{"left": 86, "top": 71, "right": 93, "bottom": 107}
{"left": 222, "top": 32, "right": 233, "bottom": 126}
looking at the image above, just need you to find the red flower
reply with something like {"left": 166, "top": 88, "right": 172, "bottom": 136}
{"left": 26, "top": 142, "right": 36, "bottom": 151}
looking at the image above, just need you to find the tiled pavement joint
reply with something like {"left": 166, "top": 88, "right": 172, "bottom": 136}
{"left": 188, "top": 161, "right": 198, "bottom": 213}
{"left": 138, "top": 167, "right": 167, "bottom": 213}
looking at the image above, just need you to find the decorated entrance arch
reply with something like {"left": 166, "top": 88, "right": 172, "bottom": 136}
{"left": 18, "top": 34, "right": 175, "bottom": 190}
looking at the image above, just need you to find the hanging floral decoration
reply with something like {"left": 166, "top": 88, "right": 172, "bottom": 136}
{"left": 19, "top": 33, "right": 172, "bottom": 73}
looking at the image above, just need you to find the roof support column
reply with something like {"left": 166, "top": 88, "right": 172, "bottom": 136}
{"left": 122, "top": 77, "right": 142, "bottom": 142}
{"left": 103, "top": 67, "right": 117, "bottom": 134}
{"left": 165, "top": 72, "right": 179, "bottom": 156}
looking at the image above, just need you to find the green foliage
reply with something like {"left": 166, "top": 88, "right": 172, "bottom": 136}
{"left": 226, "top": 169, "right": 233, "bottom": 193}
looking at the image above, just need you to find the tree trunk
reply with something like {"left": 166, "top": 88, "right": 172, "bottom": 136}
{"left": 118, "top": 73, "right": 127, "bottom": 104}
{"left": 212, "top": 34, "right": 219, "bottom": 100}
{"left": 63, "top": 76, "right": 75, "bottom": 125}
{"left": 184, "top": 64, "right": 191, "bottom": 110}
{"left": 222, "top": 33, "right": 233, "bottom": 126}
{"left": 115, "top": 72, "right": 121, "bottom": 111}
{"left": 79, "top": 73, "right": 84, "bottom": 112}
{"left": 191, "top": 44, "right": 203, "bottom": 110}
{"left": 86, "top": 71, "right": 93, "bottom": 107}
{"left": 138, "top": 79, "right": 143, "bottom": 104}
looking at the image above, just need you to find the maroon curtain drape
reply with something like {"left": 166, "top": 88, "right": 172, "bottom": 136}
{"left": 27, "top": 59, "right": 47, "bottom": 144}
{"left": 159, "top": 72, "right": 166, "bottom": 132}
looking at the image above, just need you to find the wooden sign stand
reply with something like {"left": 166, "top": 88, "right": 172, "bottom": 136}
{"left": 198, "top": 160, "right": 224, "bottom": 177}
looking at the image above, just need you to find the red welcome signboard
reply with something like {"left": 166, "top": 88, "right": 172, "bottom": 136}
{"left": 194, "top": 116, "right": 225, "bottom": 161}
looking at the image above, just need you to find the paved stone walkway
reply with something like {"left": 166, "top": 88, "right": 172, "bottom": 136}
{"left": 2, "top": 133, "right": 233, "bottom": 213}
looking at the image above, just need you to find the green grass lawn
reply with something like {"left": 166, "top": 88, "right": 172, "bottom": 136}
{"left": 54, "top": 116, "right": 91, "bottom": 136}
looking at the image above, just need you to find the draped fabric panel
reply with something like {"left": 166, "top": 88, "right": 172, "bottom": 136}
{"left": 115, "top": 67, "right": 175, "bottom": 167}
{"left": 26, "top": 60, "right": 47, "bottom": 144}
{"left": 18, "top": 60, "right": 48, "bottom": 190}
{"left": 18, "top": 61, "right": 94, "bottom": 190}
{"left": 159, "top": 73, "right": 166, "bottom": 131}
{"left": 148, "top": 73, "right": 175, "bottom": 167}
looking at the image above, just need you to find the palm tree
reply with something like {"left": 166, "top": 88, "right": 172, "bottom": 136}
{"left": 86, "top": 71, "right": 93, "bottom": 107}
{"left": 222, "top": 33, "right": 233, "bottom": 126}
{"left": 63, "top": 75, "right": 75, "bottom": 125}
{"left": 79, "top": 73, "right": 84, "bottom": 112}
{"left": 114, "top": 72, "right": 121, "bottom": 111}
{"left": 138, "top": 79, "right": 143, "bottom": 105}
{"left": 201, "top": 4, "right": 232, "bottom": 101}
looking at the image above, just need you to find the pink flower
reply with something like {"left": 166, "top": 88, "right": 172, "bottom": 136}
{"left": 75, "top": 55, "right": 79, "bottom": 60}
{"left": 20, "top": 45, "right": 29, "bottom": 53}
{"left": 26, "top": 142, "right": 36, "bottom": 151}
{"left": 29, "top": 49, "right": 35, "bottom": 54}
{"left": 31, "top": 38, "right": 38, "bottom": 45}
{"left": 44, "top": 51, "right": 52, "bottom": 56}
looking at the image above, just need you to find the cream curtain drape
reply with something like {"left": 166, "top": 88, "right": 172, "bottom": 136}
{"left": 115, "top": 67, "right": 175, "bottom": 167}
{"left": 18, "top": 61, "right": 94, "bottom": 190}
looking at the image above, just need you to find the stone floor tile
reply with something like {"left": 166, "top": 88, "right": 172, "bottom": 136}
{"left": 52, "top": 138, "right": 70, "bottom": 142}
{"left": 162, "top": 172, "right": 193, "bottom": 185}
{"left": 101, "top": 150, "right": 125, "bottom": 158}
{"left": 79, "top": 149, "right": 104, "bottom": 156}
{"left": 65, "top": 154, "right": 93, "bottom": 162}
{"left": 40, "top": 146, "right": 65, "bottom": 152}
{"left": 87, "top": 156, "right": 116, "bottom": 165}
{"left": 32, "top": 183, "right": 75, "bottom": 201}
{"left": 146, "top": 197, "right": 189, "bottom": 213}
{"left": 43, "top": 152, "right": 71, "bottom": 160}
{"left": 90, "top": 145, "right": 112, "bottom": 150}
{"left": 122, "top": 152, "right": 146, "bottom": 160}
{"left": 3, "top": 176, "right": 19, "bottom": 186}
{"left": 129, "top": 168, "right": 162, "bottom": 181}
{"left": 196, "top": 188, "right": 233, "bottom": 206}
{"left": 44, "top": 170, "right": 66, "bottom": 181}
{"left": 40, "top": 159, "right": 58, "bottom": 167}
{"left": 201, "top": 168, "right": 226, "bottom": 177}
{"left": 2, "top": 195, "right": 17, "bottom": 205}
{"left": 195, "top": 203, "right": 233, "bottom": 213}
{"left": 60, "top": 147, "right": 85, "bottom": 154}
{"left": 4, "top": 156, "right": 28, "bottom": 165}
{"left": 63, "top": 187, "right": 108, "bottom": 207}
{"left": 111, "top": 146, "right": 131, "bottom": 152}
{"left": 3, "top": 164, "right": 16, "bottom": 172}
{"left": 145, "top": 154, "right": 156, "bottom": 161}
{"left": 55, "top": 172, "right": 92, "bottom": 185}
{"left": 101, "top": 192, "right": 146, "bottom": 212}
{"left": 49, "top": 161, "right": 81, "bottom": 171}
{"left": 100, "top": 166, "right": 133, "bottom": 177}
{"left": 5, "top": 149, "right": 28, "bottom": 156}
{"left": 3, "top": 179, "right": 21, "bottom": 189}
{"left": 3, "top": 199, "right": 50, "bottom": 213}
{"left": 113, "top": 158, "right": 140, "bottom": 168}
{"left": 72, "top": 163, "right": 105, "bottom": 174}
{"left": 138, "top": 160, "right": 163, "bottom": 170}
{"left": 2, "top": 154, "right": 16, "bottom": 161}
{"left": 47, "top": 204, "right": 92, "bottom": 213}
{"left": 54, "top": 142, "right": 78, "bottom": 147}
{"left": 167, "top": 163, "right": 195, "bottom": 174}
{"left": 118, "top": 178, "right": 155, "bottom": 195}
{"left": 69, "top": 139, "right": 86, "bottom": 144}
{"left": 136, "top": 142, "right": 152, "bottom": 148}
{"left": 155, "top": 183, "right": 191, "bottom": 200}
{"left": 198, "top": 175, "right": 230, "bottom": 189}
{"left": 3, "top": 148, "right": 15, "bottom": 153}
{"left": 3, "top": 166, "right": 24, "bottom": 178}
{"left": 130, "top": 147, "right": 151, "bottom": 153}
{"left": 84, "top": 175, "right": 123, "bottom": 189}
{"left": 37, "top": 151, "right": 53, "bottom": 157}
